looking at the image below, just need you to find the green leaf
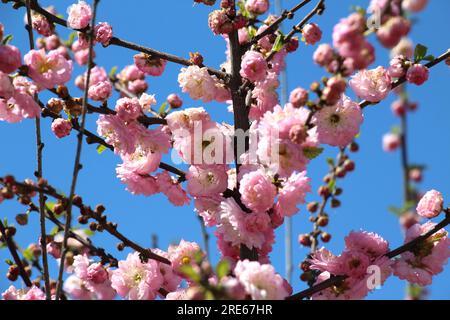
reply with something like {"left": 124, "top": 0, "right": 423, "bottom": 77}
{"left": 22, "top": 248, "right": 34, "bottom": 261}
{"left": 388, "top": 206, "right": 404, "bottom": 217}
{"left": 391, "top": 125, "right": 402, "bottom": 135}
{"left": 272, "top": 34, "right": 285, "bottom": 53}
{"left": 108, "top": 66, "right": 118, "bottom": 78}
{"left": 96, "top": 144, "right": 107, "bottom": 155}
{"left": 2, "top": 34, "right": 13, "bottom": 45}
{"left": 5, "top": 259, "right": 13, "bottom": 266}
{"left": 326, "top": 157, "right": 335, "bottom": 168}
{"left": 237, "top": 0, "right": 251, "bottom": 18}
{"left": 328, "top": 179, "right": 336, "bottom": 194}
{"left": 414, "top": 44, "right": 428, "bottom": 63}
{"left": 422, "top": 55, "right": 435, "bottom": 62}
{"left": 158, "top": 102, "right": 168, "bottom": 115}
{"left": 45, "top": 201, "right": 55, "bottom": 212}
{"left": 66, "top": 32, "right": 77, "bottom": 47}
{"left": 248, "top": 26, "right": 257, "bottom": 39}
{"left": 50, "top": 226, "right": 60, "bottom": 236}
{"left": 83, "top": 228, "right": 95, "bottom": 237}
{"left": 303, "top": 147, "right": 324, "bottom": 160}
{"left": 179, "top": 264, "right": 201, "bottom": 283}
{"left": 216, "top": 260, "right": 230, "bottom": 280}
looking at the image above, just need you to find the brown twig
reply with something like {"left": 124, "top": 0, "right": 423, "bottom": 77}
{"left": 55, "top": 0, "right": 99, "bottom": 299}
{"left": 24, "top": 0, "right": 51, "bottom": 299}
{"left": 0, "top": 220, "right": 32, "bottom": 287}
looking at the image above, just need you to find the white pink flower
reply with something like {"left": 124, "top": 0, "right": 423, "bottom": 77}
{"left": 187, "top": 165, "right": 228, "bottom": 197}
{"left": 289, "top": 87, "right": 309, "bottom": 108}
{"left": 349, "top": 66, "right": 392, "bottom": 103}
{"left": 245, "top": 0, "right": 269, "bottom": 15}
{"left": 111, "top": 252, "right": 163, "bottom": 300}
{"left": 67, "top": 1, "right": 92, "bottom": 30}
{"left": 0, "top": 71, "right": 14, "bottom": 99}
{"left": 234, "top": 260, "right": 289, "bottom": 300}
{"left": 178, "top": 65, "right": 217, "bottom": 102}
{"left": 88, "top": 80, "right": 112, "bottom": 101}
{"left": 393, "top": 222, "right": 450, "bottom": 286}
{"left": 276, "top": 171, "right": 311, "bottom": 217}
{"left": 416, "top": 190, "right": 444, "bottom": 219}
{"left": 382, "top": 132, "right": 401, "bottom": 152}
{"left": 240, "top": 51, "right": 268, "bottom": 83}
{"left": 0, "top": 44, "right": 22, "bottom": 74}
{"left": 239, "top": 169, "right": 276, "bottom": 213}
{"left": 302, "top": 23, "right": 322, "bottom": 45}
{"left": 51, "top": 118, "right": 72, "bottom": 138}
{"left": 402, "top": 0, "right": 428, "bottom": 12}
{"left": 24, "top": 49, "right": 73, "bottom": 89}
{"left": 134, "top": 53, "right": 167, "bottom": 76}
{"left": 94, "top": 22, "right": 113, "bottom": 45}
{"left": 2, "top": 286, "right": 46, "bottom": 300}
{"left": 168, "top": 239, "right": 203, "bottom": 275}
{"left": 313, "top": 95, "right": 363, "bottom": 148}
{"left": 406, "top": 64, "right": 429, "bottom": 86}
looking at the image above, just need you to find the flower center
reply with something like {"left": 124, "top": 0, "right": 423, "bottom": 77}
{"left": 329, "top": 113, "right": 340, "bottom": 125}
{"left": 181, "top": 256, "right": 191, "bottom": 265}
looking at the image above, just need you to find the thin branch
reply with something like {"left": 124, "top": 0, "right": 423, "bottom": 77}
{"left": 1, "top": 178, "right": 171, "bottom": 266}
{"left": 55, "top": 0, "right": 99, "bottom": 299}
{"left": 360, "top": 49, "right": 450, "bottom": 109}
{"left": 24, "top": 0, "right": 51, "bottom": 299}
{"left": 0, "top": 220, "right": 33, "bottom": 287}
{"left": 266, "top": 0, "right": 325, "bottom": 62}
{"left": 246, "top": 0, "right": 314, "bottom": 47}
{"left": 197, "top": 216, "right": 210, "bottom": 261}
{"left": 7, "top": 0, "right": 228, "bottom": 81}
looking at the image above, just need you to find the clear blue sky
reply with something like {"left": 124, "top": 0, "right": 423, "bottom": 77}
{"left": 0, "top": 0, "right": 449, "bottom": 299}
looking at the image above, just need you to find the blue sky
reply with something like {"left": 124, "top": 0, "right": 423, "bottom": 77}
{"left": 0, "top": 0, "right": 449, "bottom": 299}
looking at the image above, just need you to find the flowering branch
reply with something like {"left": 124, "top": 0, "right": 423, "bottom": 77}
{"left": 0, "top": 220, "right": 33, "bottom": 287}
{"left": 7, "top": 0, "right": 229, "bottom": 81}
{"left": 266, "top": 0, "right": 325, "bottom": 62}
{"left": 288, "top": 211, "right": 450, "bottom": 300}
{"left": 246, "top": 0, "right": 314, "bottom": 47}
{"left": 0, "top": 177, "right": 171, "bottom": 266}
{"left": 24, "top": 0, "right": 51, "bottom": 299}
{"left": 55, "top": 0, "right": 99, "bottom": 299}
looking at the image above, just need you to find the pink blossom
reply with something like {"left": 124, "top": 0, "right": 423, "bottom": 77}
{"left": 134, "top": 53, "right": 167, "bottom": 76}
{"left": 402, "top": 0, "right": 428, "bottom": 12}
{"left": 239, "top": 169, "right": 276, "bottom": 213}
{"left": 406, "top": 64, "right": 429, "bottom": 85}
{"left": 388, "top": 55, "right": 407, "bottom": 78}
{"left": 152, "top": 249, "right": 182, "bottom": 294}
{"left": 139, "top": 93, "right": 157, "bottom": 112}
{"left": 208, "top": 10, "right": 233, "bottom": 35}
{"left": 165, "top": 289, "right": 189, "bottom": 300}
{"left": 97, "top": 114, "right": 136, "bottom": 155}
{"left": 377, "top": 17, "right": 411, "bottom": 49}
{"left": 115, "top": 97, "right": 142, "bottom": 122}
{"left": 345, "top": 231, "right": 390, "bottom": 258}
{"left": 167, "top": 93, "right": 183, "bottom": 108}
{"left": 416, "top": 190, "right": 444, "bottom": 219}
{"left": 322, "top": 76, "right": 347, "bottom": 105}
{"left": 178, "top": 65, "right": 217, "bottom": 102}
{"left": 0, "top": 71, "right": 14, "bottom": 99}
{"left": 313, "top": 44, "right": 334, "bottom": 67}
{"left": 234, "top": 260, "right": 289, "bottom": 300}
{"left": 289, "top": 87, "right": 309, "bottom": 108}
{"left": 156, "top": 171, "right": 190, "bottom": 207}
{"left": 382, "top": 132, "right": 401, "bottom": 152}
{"left": 64, "top": 275, "right": 94, "bottom": 300}
{"left": 168, "top": 239, "right": 203, "bottom": 274}
{"left": 393, "top": 222, "right": 450, "bottom": 286}
{"left": 187, "top": 165, "right": 228, "bottom": 197}
{"left": 391, "top": 99, "right": 407, "bottom": 117}
{"left": 116, "top": 164, "right": 159, "bottom": 196}
{"left": 94, "top": 22, "right": 113, "bottom": 45}
{"left": 118, "top": 64, "right": 145, "bottom": 82}
{"left": 313, "top": 95, "right": 363, "bottom": 148}
{"left": 2, "top": 286, "right": 45, "bottom": 300}
{"left": 67, "top": 1, "right": 92, "bottom": 30}
{"left": 277, "top": 171, "right": 311, "bottom": 217}
{"left": 217, "top": 198, "right": 268, "bottom": 250}
{"left": 30, "top": 13, "right": 53, "bottom": 37}
{"left": 0, "top": 91, "right": 41, "bottom": 123}
{"left": 391, "top": 38, "right": 414, "bottom": 59}
{"left": 74, "top": 48, "right": 95, "bottom": 66}
{"left": 88, "top": 80, "right": 112, "bottom": 101}
{"left": 24, "top": 49, "right": 73, "bottom": 89}
{"left": 240, "top": 51, "right": 268, "bottom": 83}
{"left": 302, "top": 23, "right": 322, "bottom": 45}
{"left": 0, "top": 44, "right": 22, "bottom": 74}
{"left": 111, "top": 252, "right": 163, "bottom": 300}
{"left": 47, "top": 241, "right": 61, "bottom": 259}
{"left": 249, "top": 72, "right": 279, "bottom": 120}
{"left": 51, "top": 118, "right": 72, "bottom": 138}
{"left": 349, "top": 66, "right": 392, "bottom": 102}
{"left": 120, "top": 125, "right": 170, "bottom": 175}
{"left": 194, "top": 195, "right": 223, "bottom": 227}
{"left": 245, "top": 0, "right": 269, "bottom": 15}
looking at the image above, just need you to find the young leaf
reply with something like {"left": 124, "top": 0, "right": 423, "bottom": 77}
{"left": 97, "top": 144, "right": 107, "bottom": 155}
{"left": 109, "top": 66, "right": 118, "bottom": 78}
{"left": 414, "top": 44, "right": 428, "bottom": 63}
{"left": 272, "top": 34, "right": 285, "bottom": 53}
{"left": 22, "top": 248, "right": 34, "bottom": 261}
{"left": 179, "top": 264, "right": 201, "bottom": 283}
{"left": 303, "top": 147, "right": 324, "bottom": 160}
{"left": 216, "top": 260, "right": 230, "bottom": 280}
{"left": 2, "top": 34, "right": 13, "bottom": 45}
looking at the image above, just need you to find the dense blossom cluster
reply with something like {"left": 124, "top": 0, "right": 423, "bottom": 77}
{"left": 0, "top": 0, "right": 449, "bottom": 302}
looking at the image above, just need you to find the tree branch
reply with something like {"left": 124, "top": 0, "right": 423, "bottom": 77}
{"left": 24, "top": 0, "right": 51, "bottom": 299}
